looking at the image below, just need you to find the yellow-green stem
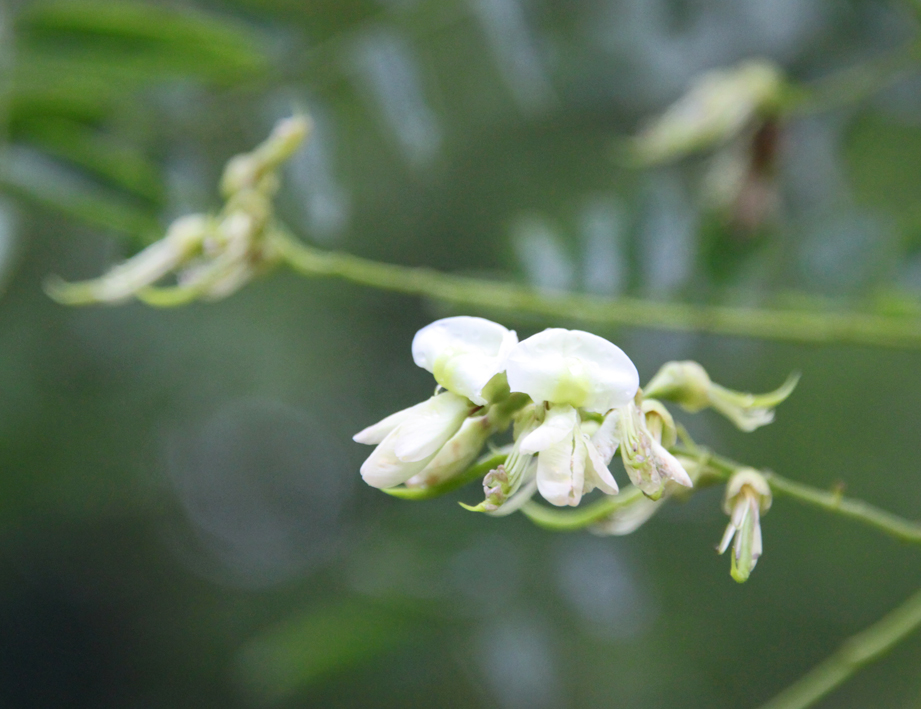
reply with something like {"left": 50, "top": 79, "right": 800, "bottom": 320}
{"left": 271, "top": 229, "right": 921, "bottom": 350}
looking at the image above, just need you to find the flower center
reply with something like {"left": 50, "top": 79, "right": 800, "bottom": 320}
{"left": 550, "top": 358, "right": 592, "bottom": 408}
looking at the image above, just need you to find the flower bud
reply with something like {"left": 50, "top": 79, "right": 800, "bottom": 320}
{"left": 717, "top": 468, "right": 772, "bottom": 583}
{"left": 630, "top": 59, "right": 784, "bottom": 166}
{"left": 644, "top": 360, "right": 798, "bottom": 432}
{"left": 220, "top": 115, "right": 312, "bottom": 197}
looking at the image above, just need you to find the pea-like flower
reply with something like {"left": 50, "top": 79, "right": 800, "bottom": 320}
{"left": 354, "top": 316, "right": 518, "bottom": 490}
{"left": 718, "top": 468, "right": 772, "bottom": 583}
{"left": 504, "top": 328, "right": 639, "bottom": 507}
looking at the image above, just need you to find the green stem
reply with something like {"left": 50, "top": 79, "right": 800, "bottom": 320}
{"left": 764, "top": 473, "right": 921, "bottom": 545}
{"left": 270, "top": 229, "right": 921, "bottom": 350}
{"left": 756, "top": 586, "right": 921, "bottom": 709}
{"left": 381, "top": 453, "right": 505, "bottom": 501}
{"left": 518, "top": 446, "right": 921, "bottom": 545}
{"left": 520, "top": 486, "right": 647, "bottom": 531}
{"left": 785, "top": 41, "right": 921, "bottom": 117}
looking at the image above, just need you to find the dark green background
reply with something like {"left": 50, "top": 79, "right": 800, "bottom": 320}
{"left": 1, "top": 0, "right": 920, "bottom": 706}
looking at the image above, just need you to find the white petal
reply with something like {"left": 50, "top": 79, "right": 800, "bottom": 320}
{"left": 392, "top": 392, "right": 470, "bottom": 462}
{"left": 359, "top": 428, "right": 434, "bottom": 489}
{"left": 590, "top": 408, "right": 622, "bottom": 464}
{"left": 411, "top": 316, "right": 517, "bottom": 403}
{"left": 717, "top": 522, "right": 737, "bottom": 554}
{"left": 406, "top": 415, "right": 490, "bottom": 487}
{"left": 506, "top": 329, "right": 639, "bottom": 413}
{"left": 583, "top": 435, "right": 619, "bottom": 495}
{"left": 353, "top": 400, "right": 427, "bottom": 445}
{"left": 519, "top": 405, "right": 577, "bottom": 454}
{"left": 536, "top": 436, "right": 581, "bottom": 507}
{"left": 654, "top": 441, "right": 693, "bottom": 488}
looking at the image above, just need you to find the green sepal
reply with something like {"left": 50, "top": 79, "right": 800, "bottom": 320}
{"left": 380, "top": 454, "right": 506, "bottom": 501}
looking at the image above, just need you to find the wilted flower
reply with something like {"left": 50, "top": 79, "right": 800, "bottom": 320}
{"left": 592, "top": 452, "right": 701, "bottom": 535}
{"left": 629, "top": 59, "right": 784, "bottom": 166}
{"left": 616, "top": 398, "right": 692, "bottom": 500}
{"left": 355, "top": 316, "right": 520, "bottom": 490}
{"left": 718, "top": 468, "right": 772, "bottom": 583}
{"left": 503, "top": 328, "right": 639, "bottom": 507}
{"left": 46, "top": 115, "right": 311, "bottom": 306}
{"left": 643, "top": 360, "right": 798, "bottom": 432}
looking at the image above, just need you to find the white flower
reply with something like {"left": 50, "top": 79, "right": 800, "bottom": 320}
{"left": 518, "top": 405, "right": 621, "bottom": 506}
{"left": 630, "top": 60, "right": 784, "bottom": 166}
{"left": 412, "top": 316, "right": 518, "bottom": 405}
{"left": 502, "top": 328, "right": 639, "bottom": 506}
{"left": 718, "top": 468, "right": 772, "bottom": 583}
{"left": 354, "top": 391, "right": 473, "bottom": 488}
{"left": 506, "top": 328, "right": 638, "bottom": 414}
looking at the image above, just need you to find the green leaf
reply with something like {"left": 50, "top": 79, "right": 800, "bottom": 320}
{"left": 19, "top": 117, "right": 164, "bottom": 203}
{"left": 0, "top": 146, "right": 160, "bottom": 238}
{"left": 17, "top": 0, "right": 269, "bottom": 84}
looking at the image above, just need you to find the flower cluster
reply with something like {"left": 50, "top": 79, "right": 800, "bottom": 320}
{"left": 46, "top": 115, "right": 311, "bottom": 306}
{"left": 354, "top": 316, "right": 797, "bottom": 583}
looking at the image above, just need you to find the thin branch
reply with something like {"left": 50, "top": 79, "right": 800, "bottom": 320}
{"left": 270, "top": 229, "right": 921, "bottom": 350}
{"left": 756, "top": 586, "right": 921, "bottom": 709}
{"left": 785, "top": 42, "right": 921, "bottom": 116}
{"left": 764, "top": 473, "right": 921, "bottom": 544}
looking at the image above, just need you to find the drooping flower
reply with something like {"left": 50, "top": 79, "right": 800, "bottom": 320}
{"left": 718, "top": 468, "right": 772, "bottom": 583}
{"left": 355, "top": 316, "right": 520, "bottom": 490}
{"left": 503, "top": 328, "right": 640, "bottom": 507}
{"left": 643, "top": 360, "right": 798, "bottom": 432}
{"left": 616, "top": 399, "right": 693, "bottom": 500}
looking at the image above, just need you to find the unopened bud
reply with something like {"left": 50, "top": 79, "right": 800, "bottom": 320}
{"left": 630, "top": 60, "right": 784, "bottom": 166}
{"left": 221, "top": 115, "right": 312, "bottom": 197}
{"left": 645, "top": 361, "right": 798, "bottom": 432}
{"left": 718, "top": 468, "right": 772, "bottom": 583}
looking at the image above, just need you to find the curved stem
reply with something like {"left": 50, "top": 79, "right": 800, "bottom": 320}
{"left": 271, "top": 229, "right": 921, "bottom": 350}
{"left": 520, "top": 486, "right": 647, "bottom": 531}
{"left": 756, "top": 586, "right": 921, "bottom": 709}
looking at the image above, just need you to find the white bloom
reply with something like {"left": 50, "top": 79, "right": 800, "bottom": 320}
{"left": 718, "top": 468, "right": 772, "bottom": 583}
{"left": 518, "top": 404, "right": 620, "bottom": 506}
{"left": 412, "top": 316, "right": 518, "bottom": 405}
{"left": 500, "top": 328, "right": 639, "bottom": 507}
{"left": 506, "top": 328, "right": 638, "bottom": 414}
{"left": 354, "top": 391, "right": 472, "bottom": 488}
